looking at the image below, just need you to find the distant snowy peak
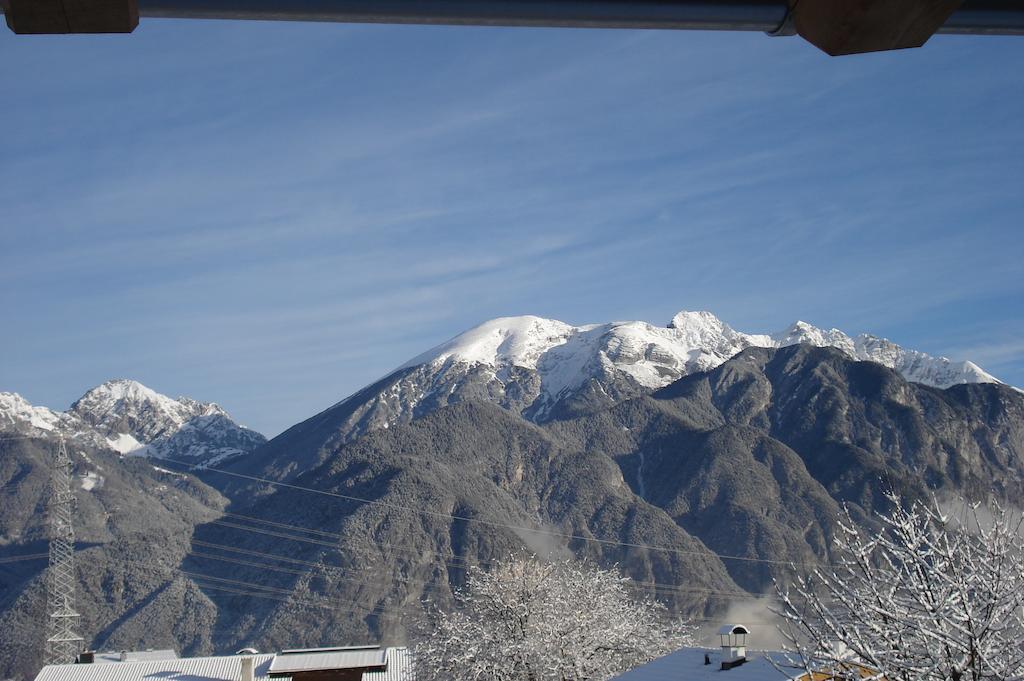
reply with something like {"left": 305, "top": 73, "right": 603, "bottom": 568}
{"left": 1, "top": 380, "right": 265, "bottom": 467}
{"left": 0, "top": 391, "right": 77, "bottom": 435}
{"left": 668, "top": 310, "right": 772, "bottom": 348}
{"left": 70, "top": 378, "right": 228, "bottom": 444}
{"left": 770, "top": 320, "right": 857, "bottom": 353}
{"left": 770, "top": 321, "right": 999, "bottom": 389}
{"left": 0, "top": 391, "right": 119, "bottom": 451}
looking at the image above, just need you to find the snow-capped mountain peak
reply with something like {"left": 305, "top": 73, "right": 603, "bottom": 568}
{"left": 399, "top": 316, "right": 578, "bottom": 372}
{"left": 767, "top": 323, "right": 998, "bottom": 389}
{"left": 0, "top": 391, "right": 68, "bottom": 433}
{"left": 401, "top": 311, "right": 758, "bottom": 389}
{"left": 1, "top": 380, "right": 264, "bottom": 466}
{"left": 770, "top": 320, "right": 856, "bottom": 353}
{"left": 322, "top": 309, "right": 1006, "bottom": 442}
{"left": 402, "top": 310, "right": 1004, "bottom": 395}
{"left": 70, "top": 378, "right": 228, "bottom": 443}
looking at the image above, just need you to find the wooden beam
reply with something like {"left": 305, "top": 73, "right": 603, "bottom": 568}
{"left": 5, "top": 0, "right": 138, "bottom": 33}
{"left": 791, "top": 0, "right": 964, "bottom": 55}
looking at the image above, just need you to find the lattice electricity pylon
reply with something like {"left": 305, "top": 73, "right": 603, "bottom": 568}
{"left": 44, "top": 437, "right": 83, "bottom": 666}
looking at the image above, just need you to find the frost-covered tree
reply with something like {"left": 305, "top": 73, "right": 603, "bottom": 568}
{"left": 414, "top": 556, "right": 693, "bottom": 681}
{"left": 774, "top": 494, "right": 1024, "bottom": 681}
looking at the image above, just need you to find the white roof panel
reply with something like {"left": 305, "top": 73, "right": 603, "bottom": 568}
{"left": 35, "top": 655, "right": 279, "bottom": 681}
{"left": 268, "top": 648, "right": 387, "bottom": 674}
{"left": 35, "top": 647, "right": 413, "bottom": 681}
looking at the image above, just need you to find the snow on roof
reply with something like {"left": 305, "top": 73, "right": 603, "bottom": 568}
{"left": 611, "top": 647, "right": 799, "bottom": 681}
{"left": 34, "top": 654, "right": 278, "bottom": 681}
{"left": 268, "top": 646, "right": 386, "bottom": 674}
{"left": 92, "top": 650, "right": 179, "bottom": 664}
{"left": 34, "top": 647, "right": 415, "bottom": 681}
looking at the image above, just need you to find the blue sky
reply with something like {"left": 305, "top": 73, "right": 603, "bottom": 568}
{"left": 1, "top": 21, "right": 1022, "bottom": 436}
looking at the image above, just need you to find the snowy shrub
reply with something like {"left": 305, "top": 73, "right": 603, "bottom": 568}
{"left": 414, "top": 555, "right": 693, "bottom": 681}
{"left": 775, "top": 494, "right": 1024, "bottom": 681}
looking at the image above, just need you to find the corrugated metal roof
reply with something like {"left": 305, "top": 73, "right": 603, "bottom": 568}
{"left": 34, "top": 647, "right": 415, "bottom": 681}
{"left": 364, "top": 648, "right": 414, "bottom": 681}
{"left": 268, "top": 648, "right": 386, "bottom": 675}
{"left": 279, "top": 647, "right": 379, "bottom": 655}
{"left": 35, "top": 654, "right": 280, "bottom": 681}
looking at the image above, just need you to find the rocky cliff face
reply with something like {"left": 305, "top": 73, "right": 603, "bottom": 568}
{"left": 553, "top": 345, "right": 1024, "bottom": 591}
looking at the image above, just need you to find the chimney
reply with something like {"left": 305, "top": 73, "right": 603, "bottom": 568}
{"left": 120, "top": 651, "right": 128, "bottom": 662}
{"left": 240, "top": 656, "right": 256, "bottom": 681}
{"left": 718, "top": 624, "right": 749, "bottom": 670}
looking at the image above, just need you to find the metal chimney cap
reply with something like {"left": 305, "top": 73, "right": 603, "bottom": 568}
{"left": 717, "top": 624, "right": 750, "bottom": 636}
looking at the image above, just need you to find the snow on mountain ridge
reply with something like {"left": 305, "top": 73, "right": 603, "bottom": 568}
{"left": 0, "top": 391, "right": 118, "bottom": 452}
{"left": 405, "top": 311, "right": 1000, "bottom": 389}
{"left": 0, "top": 391, "right": 69, "bottom": 433}
{"left": 141, "top": 413, "right": 267, "bottom": 467}
{"left": 770, "top": 320, "right": 857, "bottom": 353}
{"left": 70, "top": 378, "right": 229, "bottom": 444}
{"left": 769, "top": 322, "right": 1000, "bottom": 389}
{"left": 326, "top": 310, "right": 995, "bottom": 443}
{"left": 399, "top": 316, "right": 578, "bottom": 372}
{"left": 1, "top": 381, "right": 265, "bottom": 466}
{"left": 378, "top": 310, "right": 1002, "bottom": 429}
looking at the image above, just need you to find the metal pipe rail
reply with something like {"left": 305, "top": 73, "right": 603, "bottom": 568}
{"left": 119, "top": 0, "right": 1024, "bottom": 34}
{"left": 135, "top": 0, "right": 788, "bottom": 30}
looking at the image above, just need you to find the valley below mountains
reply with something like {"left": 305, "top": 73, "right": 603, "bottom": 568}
{"left": 1, "top": 311, "right": 1020, "bottom": 681}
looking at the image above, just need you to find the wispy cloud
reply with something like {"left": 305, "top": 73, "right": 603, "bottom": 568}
{"left": 2, "top": 24, "right": 1022, "bottom": 434}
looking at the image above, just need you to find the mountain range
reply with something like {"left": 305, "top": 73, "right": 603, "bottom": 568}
{"left": 0, "top": 310, "right": 1019, "bottom": 681}
{"left": 238, "top": 311, "right": 1002, "bottom": 478}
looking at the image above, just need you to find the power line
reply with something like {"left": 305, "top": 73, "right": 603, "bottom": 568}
{"left": 0, "top": 531, "right": 764, "bottom": 640}
{"left": 191, "top": 522, "right": 761, "bottom": 600}
{"left": 0, "top": 553, "right": 50, "bottom": 564}
{"left": 123, "top": 554, "right": 784, "bottom": 633}
{"left": 2, "top": 434, "right": 827, "bottom": 604}
{"left": 115, "top": 557, "right": 414, "bottom": 623}
{"left": 0, "top": 443, "right": 761, "bottom": 597}
{"left": 0, "top": 434, "right": 61, "bottom": 442}
{"left": 157, "top": 454, "right": 828, "bottom": 569}
{"left": 4, "top": 435, "right": 829, "bottom": 570}
{"left": 187, "top": 540, "right": 756, "bottom": 601}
